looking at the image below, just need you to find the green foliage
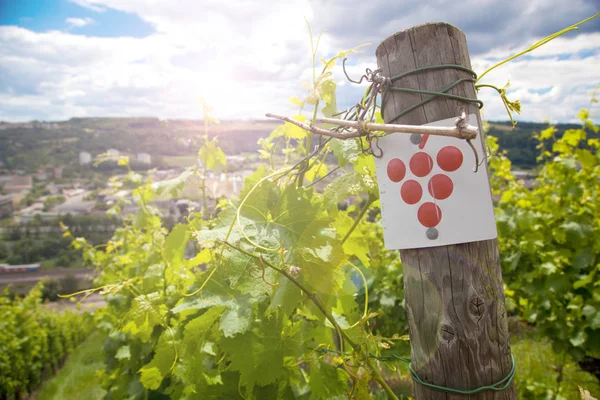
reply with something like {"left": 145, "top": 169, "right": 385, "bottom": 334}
{"left": 60, "top": 23, "right": 600, "bottom": 400}
{"left": 0, "top": 242, "right": 8, "bottom": 261}
{"left": 36, "top": 331, "right": 106, "bottom": 400}
{"left": 488, "top": 121, "right": 588, "bottom": 168}
{"left": 0, "top": 214, "right": 117, "bottom": 268}
{"left": 496, "top": 108, "right": 600, "bottom": 361}
{"left": 79, "top": 103, "right": 600, "bottom": 399}
{"left": 0, "top": 283, "right": 92, "bottom": 399}
{"left": 73, "top": 35, "right": 408, "bottom": 398}
{"left": 3, "top": 236, "right": 80, "bottom": 266}
{"left": 510, "top": 325, "right": 600, "bottom": 399}
{"left": 82, "top": 155, "right": 396, "bottom": 398}
{"left": 198, "top": 137, "right": 227, "bottom": 172}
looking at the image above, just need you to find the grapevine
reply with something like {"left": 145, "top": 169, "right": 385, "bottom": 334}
{"left": 0, "top": 283, "right": 92, "bottom": 400}
{"left": 65, "top": 14, "right": 600, "bottom": 400}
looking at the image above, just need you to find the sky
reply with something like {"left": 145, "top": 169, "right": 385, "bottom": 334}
{"left": 0, "top": 0, "right": 598, "bottom": 124}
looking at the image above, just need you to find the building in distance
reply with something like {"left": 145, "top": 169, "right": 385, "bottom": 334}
{"left": 137, "top": 153, "right": 151, "bottom": 164}
{"left": 0, "top": 195, "right": 14, "bottom": 220}
{"left": 106, "top": 149, "right": 120, "bottom": 161}
{"left": 53, "top": 166, "right": 63, "bottom": 179}
{"left": 56, "top": 199, "right": 95, "bottom": 215}
{"left": 3, "top": 175, "right": 32, "bottom": 194}
{"left": 79, "top": 151, "right": 92, "bottom": 165}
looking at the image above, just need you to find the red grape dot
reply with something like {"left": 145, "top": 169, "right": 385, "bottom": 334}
{"left": 437, "top": 146, "right": 463, "bottom": 172}
{"left": 417, "top": 202, "right": 442, "bottom": 228}
{"left": 387, "top": 158, "right": 406, "bottom": 182}
{"left": 401, "top": 180, "right": 422, "bottom": 204}
{"left": 428, "top": 174, "right": 454, "bottom": 200}
{"left": 409, "top": 152, "right": 434, "bottom": 177}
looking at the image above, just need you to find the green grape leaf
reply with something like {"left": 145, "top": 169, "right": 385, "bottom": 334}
{"left": 309, "top": 359, "right": 348, "bottom": 399}
{"left": 139, "top": 366, "right": 163, "bottom": 390}
{"left": 172, "top": 293, "right": 234, "bottom": 314}
{"left": 194, "top": 208, "right": 243, "bottom": 247}
{"left": 176, "top": 307, "right": 226, "bottom": 394}
{"left": 220, "top": 316, "right": 298, "bottom": 390}
{"left": 305, "top": 163, "right": 328, "bottom": 183}
{"left": 355, "top": 372, "right": 372, "bottom": 400}
{"left": 573, "top": 273, "right": 595, "bottom": 289}
{"left": 573, "top": 248, "right": 595, "bottom": 270}
{"left": 306, "top": 71, "right": 335, "bottom": 105}
{"left": 334, "top": 211, "right": 371, "bottom": 267}
{"left": 164, "top": 223, "right": 188, "bottom": 269}
{"left": 295, "top": 242, "right": 346, "bottom": 294}
{"left": 219, "top": 295, "right": 254, "bottom": 338}
{"left": 122, "top": 292, "right": 167, "bottom": 342}
{"left": 268, "top": 278, "right": 304, "bottom": 316}
{"left": 198, "top": 138, "right": 227, "bottom": 171}
{"left": 155, "top": 168, "right": 194, "bottom": 198}
{"left": 183, "top": 306, "right": 225, "bottom": 353}
{"left": 570, "top": 330, "right": 587, "bottom": 347}
{"left": 218, "top": 250, "right": 277, "bottom": 298}
{"left": 289, "top": 97, "right": 304, "bottom": 107}
{"left": 185, "top": 248, "right": 212, "bottom": 268}
{"left": 353, "top": 154, "right": 378, "bottom": 195}
{"left": 324, "top": 172, "right": 363, "bottom": 208}
{"left": 283, "top": 117, "right": 308, "bottom": 140}
{"left": 115, "top": 345, "right": 131, "bottom": 360}
{"left": 238, "top": 173, "right": 281, "bottom": 224}
{"left": 561, "top": 221, "right": 587, "bottom": 241}
{"left": 330, "top": 139, "right": 360, "bottom": 167}
{"left": 582, "top": 305, "right": 597, "bottom": 319}
{"left": 321, "top": 89, "right": 338, "bottom": 118}
{"left": 140, "top": 330, "right": 178, "bottom": 386}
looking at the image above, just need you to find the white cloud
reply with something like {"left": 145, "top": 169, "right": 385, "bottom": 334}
{"left": 476, "top": 32, "right": 600, "bottom": 61}
{"left": 472, "top": 33, "right": 600, "bottom": 123}
{"left": 0, "top": 1, "right": 598, "bottom": 124}
{"left": 66, "top": 17, "right": 95, "bottom": 29}
{"left": 0, "top": 21, "right": 309, "bottom": 122}
{"left": 68, "top": 0, "right": 107, "bottom": 13}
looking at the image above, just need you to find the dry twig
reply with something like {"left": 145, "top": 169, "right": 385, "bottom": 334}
{"left": 265, "top": 113, "right": 478, "bottom": 140}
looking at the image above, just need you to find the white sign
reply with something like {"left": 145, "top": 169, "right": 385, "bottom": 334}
{"left": 373, "top": 114, "right": 497, "bottom": 250}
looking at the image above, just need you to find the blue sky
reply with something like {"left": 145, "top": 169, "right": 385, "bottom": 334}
{"left": 0, "top": 0, "right": 153, "bottom": 37}
{"left": 0, "top": 0, "right": 598, "bottom": 123}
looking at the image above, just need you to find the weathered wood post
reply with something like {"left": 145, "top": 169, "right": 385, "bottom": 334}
{"left": 375, "top": 23, "right": 516, "bottom": 399}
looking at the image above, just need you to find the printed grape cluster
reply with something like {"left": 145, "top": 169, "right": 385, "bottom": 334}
{"left": 386, "top": 142, "right": 464, "bottom": 229}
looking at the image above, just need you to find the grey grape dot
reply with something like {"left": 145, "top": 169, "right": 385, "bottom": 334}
{"left": 426, "top": 228, "right": 439, "bottom": 240}
{"left": 410, "top": 134, "right": 422, "bottom": 145}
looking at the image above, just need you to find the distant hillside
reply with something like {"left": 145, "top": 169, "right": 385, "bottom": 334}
{"left": 487, "top": 120, "right": 584, "bottom": 169}
{"left": 0, "top": 118, "right": 280, "bottom": 173}
{"left": 0, "top": 117, "right": 590, "bottom": 173}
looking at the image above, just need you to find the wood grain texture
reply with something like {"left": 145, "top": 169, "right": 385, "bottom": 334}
{"left": 375, "top": 23, "right": 515, "bottom": 399}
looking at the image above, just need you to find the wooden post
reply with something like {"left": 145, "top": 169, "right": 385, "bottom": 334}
{"left": 375, "top": 23, "right": 516, "bottom": 399}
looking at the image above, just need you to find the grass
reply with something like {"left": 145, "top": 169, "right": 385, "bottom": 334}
{"left": 35, "top": 331, "right": 106, "bottom": 400}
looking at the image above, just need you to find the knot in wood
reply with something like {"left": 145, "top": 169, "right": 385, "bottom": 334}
{"left": 440, "top": 324, "right": 455, "bottom": 342}
{"left": 469, "top": 296, "right": 485, "bottom": 317}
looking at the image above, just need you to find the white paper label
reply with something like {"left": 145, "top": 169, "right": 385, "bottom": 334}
{"left": 373, "top": 114, "right": 497, "bottom": 249}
